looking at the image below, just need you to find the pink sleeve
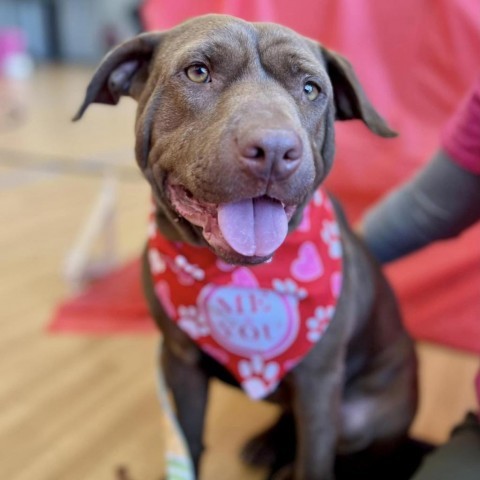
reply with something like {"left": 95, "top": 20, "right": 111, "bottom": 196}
{"left": 475, "top": 370, "right": 480, "bottom": 420}
{"left": 441, "top": 77, "right": 480, "bottom": 174}
{"left": 475, "top": 371, "right": 480, "bottom": 406}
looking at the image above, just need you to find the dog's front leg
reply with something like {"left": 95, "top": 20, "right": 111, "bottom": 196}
{"left": 162, "top": 346, "right": 209, "bottom": 477}
{"left": 289, "top": 359, "right": 344, "bottom": 480}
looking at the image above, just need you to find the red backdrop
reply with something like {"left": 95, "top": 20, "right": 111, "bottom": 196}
{"left": 51, "top": 0, "right": 480, "bottom": 354}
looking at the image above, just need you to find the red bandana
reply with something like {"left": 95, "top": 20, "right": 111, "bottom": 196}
{"left": 148, "top": 189, "right": 343, "bottom": 400}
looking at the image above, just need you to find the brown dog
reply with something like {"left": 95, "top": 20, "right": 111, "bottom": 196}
{"left": 75, "top": 14, "right": 417, "bottom": 480}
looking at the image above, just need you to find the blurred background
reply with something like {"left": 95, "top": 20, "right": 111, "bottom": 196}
{"left": 0, "top": 0, "right": 141, "bottom": 64}
{"left": 0, "top": 1, "right": 479, "bottom": 479}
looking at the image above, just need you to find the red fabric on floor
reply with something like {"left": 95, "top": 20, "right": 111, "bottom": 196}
{"left": 49, "top": 261, "right": 155, "bottom": 334}
{"left": 50, "top": 1, "right": 480, "bottom": 354}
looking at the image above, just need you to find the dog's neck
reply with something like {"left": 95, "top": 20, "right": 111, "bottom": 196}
{"left": 147, "top": 187, "right": 343, "bottom": 399}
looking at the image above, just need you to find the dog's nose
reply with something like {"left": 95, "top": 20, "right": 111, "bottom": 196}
{"left": 238, "top": 129, "right": 302, "bottom": 180}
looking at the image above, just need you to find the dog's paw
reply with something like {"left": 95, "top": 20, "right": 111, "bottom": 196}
{"left": 269, "top": 464, "right": 294, "bottom": 480}
{"left": 241, "top": 430, "right": 278, "bottom": 467}
{"left": 114, "top": 466, "right": 135, "bottom": 480}
{"left": 241, "top": 414, "right": 295, "bottom": 468}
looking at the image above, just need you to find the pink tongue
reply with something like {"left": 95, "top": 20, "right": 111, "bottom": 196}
{"left": 218, "top": 197, "right": 288, "bottom": 257}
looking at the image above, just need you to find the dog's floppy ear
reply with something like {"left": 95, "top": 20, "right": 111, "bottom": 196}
{"left": 321, "top": 47, "right": 396, "bottom": 137}
{"left": 73, "top": 32, "right": 163, "bottom": 121}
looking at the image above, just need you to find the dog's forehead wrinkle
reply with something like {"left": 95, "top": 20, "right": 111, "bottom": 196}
{"left": 176, "top": 37, "right": 249, "bottom": 65}
{"left": 168, "top": 17, "right": 257, "bottom": 61}
{"left": 253, "top": 33, "right": 327, "bottom": 84}
{"left": 266, "top": 49, "right": 323, "bottom": 76}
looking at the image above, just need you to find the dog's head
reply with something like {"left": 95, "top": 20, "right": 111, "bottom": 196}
{"left": 75, "top": 14, "right": 394, "bottom": 265}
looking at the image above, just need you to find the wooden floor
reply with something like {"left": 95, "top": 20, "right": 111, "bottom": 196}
{"left": 0, "top": 66, "right": 478, "bottom": 480}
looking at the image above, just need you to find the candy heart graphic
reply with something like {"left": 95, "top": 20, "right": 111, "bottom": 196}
{"left": 200, "top": 286, "right": 299, "bottom": 358}
{"left": 291, "top": 241, "right": 324, "bottom": 282}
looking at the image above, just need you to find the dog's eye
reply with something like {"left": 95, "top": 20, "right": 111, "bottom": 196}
{"left": 186, "top": 64, "right": 211, "bottom": 83}
{"left": 303, "top": 81, "right": 321, "bottom": 101}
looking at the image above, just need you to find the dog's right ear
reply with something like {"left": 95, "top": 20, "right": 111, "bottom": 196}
{"left": 320, "top": 46, "right": 397, "bottom": 138}
{"left": 73, "top": 32, "right": 163, "bottom": 121}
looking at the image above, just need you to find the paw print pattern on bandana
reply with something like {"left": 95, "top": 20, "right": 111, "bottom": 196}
{"left": 331, "top": 271, "right": 342, "bottom": 298}
{"left": 297, "top": 204, "right": 311, "bottom": 232}
{"left": 313, "top": 189, "right": 324, "bottom": 206}
{"left": 177, "top": 305, "right": 209, "bottom": 339}
{"left": 173, "top": 255, "right": 205, "bottom": 285}
{"left": 148, "top": 249, "right": 166, "bottom": 274}
{"left": 238, "top": 355, "right": 281, "bottom": 399}
{"left": 306, "top": 306, "right": 335, "bottom": 342}
{"left": 272, "top": 278, "right": 307, "bottom": 299}
{"left": 321, "top": 220, "right": 342, "bottom": 259}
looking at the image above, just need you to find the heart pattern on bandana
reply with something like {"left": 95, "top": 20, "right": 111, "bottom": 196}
{"left": 291, "top": 241, "right": 324, "bottom": 282}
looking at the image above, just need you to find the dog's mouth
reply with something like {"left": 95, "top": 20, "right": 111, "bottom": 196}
{"left": 167, "top": 180, "right": 297, "bottom": 263}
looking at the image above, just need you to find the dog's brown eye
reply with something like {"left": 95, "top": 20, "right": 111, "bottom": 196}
{"left": 304, "top": 81, "right": 321, "bottom": 101}
{"left": 186, "top": 64, "right": 211, "bottom": 83}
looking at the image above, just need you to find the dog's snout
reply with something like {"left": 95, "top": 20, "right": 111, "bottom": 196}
{"left": 238, "top": 129, "right": 302, "bottom": 181}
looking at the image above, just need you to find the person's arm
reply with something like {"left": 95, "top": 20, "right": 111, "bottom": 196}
{"left": 361, "top": 149, "right": 480, "bottom": 263}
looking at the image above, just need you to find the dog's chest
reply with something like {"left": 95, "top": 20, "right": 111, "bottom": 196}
{"left": 148, "top": 189, "right": 343, "bottom": 399}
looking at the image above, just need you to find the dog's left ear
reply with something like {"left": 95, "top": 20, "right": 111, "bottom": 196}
{"left": 321, "top": 47, "right": 397, "bottom": 137}
{"left": 73, "top": 32, "right": 164, "bottom": 121}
